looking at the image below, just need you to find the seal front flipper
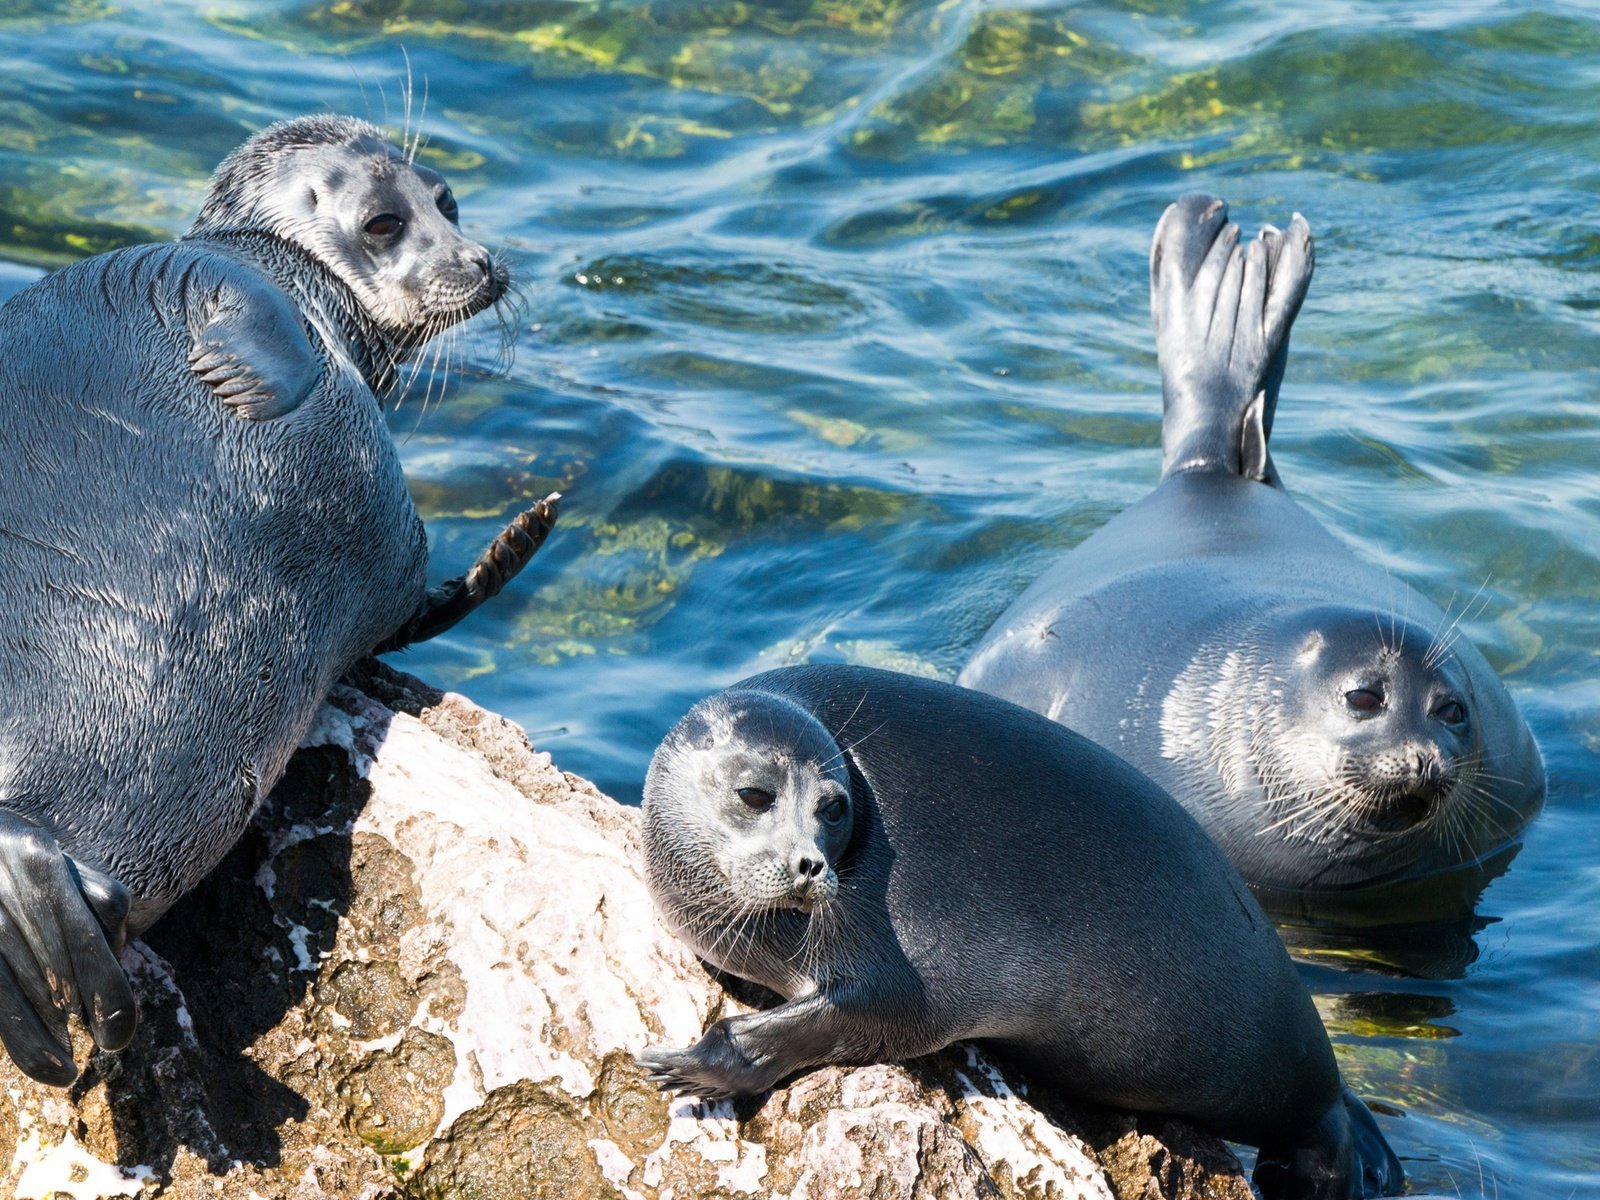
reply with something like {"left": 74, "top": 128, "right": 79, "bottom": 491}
{"left": 378, "top": 492, "right": 560, "bottom": 652}
{"left": 0, "top": 811, "right": 136, "bottom": 1085}
{"left": 639, "top": 990, "right": 922, "bottom": 1099}
{"left": 1253, "top": 1085, "right": 1404, "bottom": 1200}
{"left": 1151, "top": 194, "right": 1313, "bottom": 481}
{"left": 187, "top": 267, "right": 319, "bottom": 420}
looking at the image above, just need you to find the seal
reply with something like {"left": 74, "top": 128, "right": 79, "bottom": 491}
{"left": 959, "top": 193, "right": 1544, "bottom": 899}
{"left": 0, "top": 114, "right": 558, "bottom": 1084}
{"left": 638, "top": 665, "right": 1403, "bottom": 1200}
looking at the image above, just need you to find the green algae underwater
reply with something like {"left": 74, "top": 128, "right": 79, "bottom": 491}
{"left": 1, "top": 0, "right": 1596, "bottom": 1193}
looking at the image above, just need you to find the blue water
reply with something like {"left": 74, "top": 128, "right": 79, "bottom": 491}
{"left": 2, "top": 1, "right": 1596, "bottom": 1193}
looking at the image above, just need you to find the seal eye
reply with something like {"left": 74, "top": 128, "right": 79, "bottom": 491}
{"left": 435, "top": 186, "right": 459, "bottom": 223}
{"left": 1436, "top": 700, "right": 1467, "bottom": 726}
{"left": 736, "top": 787, "right": 775, "bottom": 812}
{"left": 819, "top": 795, "right": 848, "bottom": 824}
{"left": 364, "top": 213, "right": 404, "bottom": 239}
{"left": 1345, "top": 688, "right": 1383, "bottom": 713}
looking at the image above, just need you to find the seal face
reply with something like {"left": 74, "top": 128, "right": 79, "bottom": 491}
{"left": 640, "top": 665, "right": 1404, "bottom": 1200}
{"left": 960, "top": 193, "right": 1544, "bottom": 899}
{"left": 0, "top": 114, "right": 555, "bottom": 1085}
{"left": 188, "top": 113, "right": 509, "bottom": 395}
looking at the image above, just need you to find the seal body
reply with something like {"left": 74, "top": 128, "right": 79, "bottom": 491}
{"left": 640, "top": 665, "right": 1403, "bottom": 1200}
{"left": 960, "top": 194, "right": 1544, "bottom": 896}
{"left": 0, "top": 114, "right": 556, "bottom": 1085}
{"left": 0, "top": 239, "right": 424, "bottom": 917}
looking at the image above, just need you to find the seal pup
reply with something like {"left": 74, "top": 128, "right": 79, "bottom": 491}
{"left": 639, "top": 665, "right": 1403, "bottom": 1199}
{"left": 959, "top": 194, "right": 1543, "bottom": 898}
{"left": 0, "top": 114, "right": 557, "bottom": 1084}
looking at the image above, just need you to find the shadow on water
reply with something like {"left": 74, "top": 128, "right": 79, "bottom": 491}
{"left": 1254, "top": 843, "right": 1520, "bottom": 981}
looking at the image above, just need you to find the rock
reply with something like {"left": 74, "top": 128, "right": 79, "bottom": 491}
{"left": 0, "top": 662, "right": 1254, "bottom": 1200}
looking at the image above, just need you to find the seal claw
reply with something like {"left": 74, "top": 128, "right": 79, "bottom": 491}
{"left": 636, "top": 1025, "right": 767, "bottom": 1100}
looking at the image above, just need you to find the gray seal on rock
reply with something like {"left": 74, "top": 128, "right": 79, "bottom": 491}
{"left": 0, "top": 114, "right": 557, "bottom": 1084}
{"left": 639, "top": 664, "right": 1404, "bottom": 1200}
{"left": 959, "top": 193, "right": 1544, "bottom": 899}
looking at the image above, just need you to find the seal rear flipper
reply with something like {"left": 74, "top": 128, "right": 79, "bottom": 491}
{"left": 0, "top": 810, "right": 136, "bottom": 1086}
{"left": 1252, "top": 1085, "right": 1404, "bottom": 1199}
{"left": 1150, "top": 193, "right": 1313, "bottom": 483}
{"left": 377, "top": 491, "right": 560, "bottom": 653}
{"left": 187, "top": 267, "right": 320, "bottom": 420}
{"left": 1241, "top": 389, "right": 1277, "bottom": 485}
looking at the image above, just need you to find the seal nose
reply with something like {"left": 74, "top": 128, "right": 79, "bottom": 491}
{"left": 792, "top": 853, "right": 826, "bottom": 881}
{"left": 1410, "top": 750, "right": 1451, "bottom": 801}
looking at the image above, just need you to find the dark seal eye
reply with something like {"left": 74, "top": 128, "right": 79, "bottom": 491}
{"left": 1345, "top": 688, "right": 1383, "bottom": 713}
{"left": 364, "top": 213, "right": 404, "bottom": 239}
{"left": 819, "top": 794, "right": 848, "bottom": 824}
{"left": 1436, "top": 700, "right": 1467, "bottom": 726}
{"left": 736, "top": 787, "right": 775, "bottom": 812}
{"left": 435, "top": 185, "right": 459, "bottom": 222}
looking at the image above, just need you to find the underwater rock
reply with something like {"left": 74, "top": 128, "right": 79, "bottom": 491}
{"left": 0, "top": 661, "right": 1252, "bottom": 1200}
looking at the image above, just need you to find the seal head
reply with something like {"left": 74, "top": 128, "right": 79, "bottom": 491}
{"left": 189, "top": 113, "right": 507, "bottom": 373}
{"left": 1166, "top": 606, "right": 1503, "bottom": 889}
{"left": 645, "top": 691, "right": 856, "bottom": 996}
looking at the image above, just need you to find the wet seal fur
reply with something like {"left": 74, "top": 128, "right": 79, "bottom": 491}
{"left": 960, "top": 194, "right": 1544, "bottom": 899}
{"left": 0, "top": 114, "right": 557, "bottom": 1084}
{"left": 640, "top": 664, "right": 1404, "bottom": 1200}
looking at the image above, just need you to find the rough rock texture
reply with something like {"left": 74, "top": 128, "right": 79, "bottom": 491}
{"left": 0, "top": 662, "right": 1254, "bottom": 1200}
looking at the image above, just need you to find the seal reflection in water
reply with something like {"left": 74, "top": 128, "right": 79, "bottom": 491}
{"left": 640, "top": 665, "right": 1404, "bottom": 1200}
{"left": 0, "top": 115, "right": 558, "bottom": 1084}
{"left": 960, "top": 194, "right": 1544, "bottom": 900}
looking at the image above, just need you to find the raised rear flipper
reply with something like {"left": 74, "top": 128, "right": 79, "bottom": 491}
{"left": 0, "top": 810, "right": 135, "bottom": 1085}
{"left": 378, "top": 492, "right": 561, "bottom": 652}
{"left": 187, "top": 267, "right": 320, "bottom": 420}
{"left": 1151, "top": 193, "right": 1313, "bottom": 484}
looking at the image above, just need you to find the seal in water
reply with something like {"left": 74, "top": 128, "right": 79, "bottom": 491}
{"left": 639, "top": 665, "right": 1404, "bottom": 1200}
{"left": 959, "top": 193, "right": 1543, "bottom": 898}
{"left": 0, "top": 114, "right": 558, "bottom": 1083}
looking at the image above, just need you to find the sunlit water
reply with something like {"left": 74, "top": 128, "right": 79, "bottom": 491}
{"left": 2, "top": 0, "right": 1596, "bottom": 1193}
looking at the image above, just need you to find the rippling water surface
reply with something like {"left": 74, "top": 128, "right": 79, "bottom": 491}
{"left": 3, "top": 0, "right": 1596, "bottom": 1193}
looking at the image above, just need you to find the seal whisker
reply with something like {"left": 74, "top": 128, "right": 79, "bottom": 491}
{"left": 399, "top": 48, "right": 415, "bottom": 165}
{"left": 410, "top": 72, "right": 432, "bottom": 165}
{"left": 342, "top": 55, "right": 373, "bottom": 125}
{"left": 823, "top": 691, "right": 871, "bottom": 761}
{"left": 1422, "top": 589, "right": 1459, "bottom": 672}
{"left": 1425, "top": 575, "right": 1492, "bottom": 671}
